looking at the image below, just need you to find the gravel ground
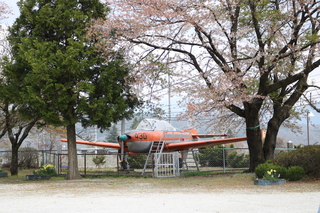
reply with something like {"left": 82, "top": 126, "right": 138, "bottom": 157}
{"left": 1, "top": 177, "right": 319, "bottom": 213}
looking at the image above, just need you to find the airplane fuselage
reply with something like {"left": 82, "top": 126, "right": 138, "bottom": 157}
{"left": 119, "top": 129, "right": 194, "bottom": 153}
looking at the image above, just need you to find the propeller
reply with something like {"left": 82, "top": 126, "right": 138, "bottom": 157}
{"left": 119, "top": 134, "right": 128, "bottom": 142}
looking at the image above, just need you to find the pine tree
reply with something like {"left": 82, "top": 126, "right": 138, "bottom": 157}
{"left": 106, "top": 125, "right": 119, "bottom": 143}
{"left": 6, "top": 0, "right": 140, "bottom": 179}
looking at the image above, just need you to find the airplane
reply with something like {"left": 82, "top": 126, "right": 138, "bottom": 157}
{"left": 61, "top": 118, "right": 247, "bottom": 171}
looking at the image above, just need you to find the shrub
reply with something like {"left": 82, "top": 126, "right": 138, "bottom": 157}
{"left": 286, "top": 166, "right": 305, "bottom": 181}
{"left": 92, "top": 155, "right": 106, "bottom": 167}
{"left": 34, "top": 164, "right": 57, "bottom": 176}
{"left": 255, "top": 163, "right": 273, "bottom": 179}
{"left": 274, "top": 165, "right": 287, "bottom": 179}
{"left": 274, "top": 145, "right": 320, "bottom": 178}
{"left": 198, "top": 146, "right": 224, "bottom": 167}
{"left": 255, "top": 162, "right": 287, "bottom": 179}
{"left": 128, "top": 155, "right": 146, "bottom": 168}
{"left": 227, "top": 151, "right": 250, "bottom": 168}
{"left": 0, "top": 168, "right": 2, "bottom": 172}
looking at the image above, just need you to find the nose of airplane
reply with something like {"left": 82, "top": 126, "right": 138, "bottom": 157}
{"left": 119, "top": 134, "right": 128, "bottom": 142}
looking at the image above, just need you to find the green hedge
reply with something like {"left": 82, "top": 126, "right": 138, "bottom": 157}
{"left": 273, "top": 145, "right": 320, "bottom": 178}
{"left": 286, "top": 166, "right": 305, "bottom": 181}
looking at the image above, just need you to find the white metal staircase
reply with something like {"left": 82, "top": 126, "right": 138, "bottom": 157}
{"left": 181, "top": 149, "right": 200, "bottom": 172}
{"left": 142, "top": 141, "right": 165, "bottom": 175}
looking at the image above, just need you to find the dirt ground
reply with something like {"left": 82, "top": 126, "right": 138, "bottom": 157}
{"left": 0, "top": 175, "right": 319, "bottom": 213}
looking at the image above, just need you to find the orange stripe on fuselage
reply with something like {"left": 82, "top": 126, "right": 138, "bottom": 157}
{"left": 123, "top": 130, "right": 193, "bottom": 143}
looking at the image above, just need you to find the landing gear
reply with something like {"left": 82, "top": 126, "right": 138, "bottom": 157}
{"left": 120, "top": 159, "right": 129, "bottom": 170}
{"left": 119, "top": 152, "right": 130, "bottom": 170}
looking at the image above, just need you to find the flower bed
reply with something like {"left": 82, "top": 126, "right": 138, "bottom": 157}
{"left": 0, "top": 172, "right": 8, "bottom": 178}
{"left": 254, "top": 168, "right": 286, "bottom": 185}
{"left": 26, "top": 175, "right": 51, "bottom": 180}
{"left": 254, "top": 179, "right": 286, "bottom": 185}
{"left": 33, "top": 164, "right": 57, "bottom": 176}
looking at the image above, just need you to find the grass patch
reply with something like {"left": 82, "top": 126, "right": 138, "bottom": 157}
{"left": 181, "top": 171, "right": 215, "bottom": 177}
{"left": 0, "top": 169, "right": 65, "bottom": 182}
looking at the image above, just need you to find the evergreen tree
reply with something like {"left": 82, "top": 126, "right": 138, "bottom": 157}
{"left": 5, "top": 0, "right": 140, "bottom": 179}
{"left": 106, "top": 125, "right": 119, "bottom": 143}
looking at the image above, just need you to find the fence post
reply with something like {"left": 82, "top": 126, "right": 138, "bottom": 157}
{"left": 41, "top": 150, "right": 45, "bottom": 166}
{"left": 84, "top": 153, "right": 86, "bottom": 176}
{"left": 57, "top": 154, "right": 60, "bottom": 175}
{"left": 222, "top": 147, "right": 226, "bottom": 173}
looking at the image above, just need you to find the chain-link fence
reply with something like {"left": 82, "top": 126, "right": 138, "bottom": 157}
{"left": 0, "top": 149, "right": 57, "bottom": 169}
{"left": 0, "top": 147, "right": 295, "bottom": 176}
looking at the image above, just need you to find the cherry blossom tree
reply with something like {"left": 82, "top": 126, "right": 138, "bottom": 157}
{"left": 0, "top": 2, "right": 11, "bottom": 21}
{"left": 97, "top": 0, "right": 320, "bottom": 171}
{"left": 0, "top": 1, "right": 12, "bottom": 65}
{"left": 0, "top": 1, "right": 12, "bottom": 137}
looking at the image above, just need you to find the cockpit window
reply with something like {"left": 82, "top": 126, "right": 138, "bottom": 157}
{"left": 136, "top": 118, "right": 176, "bottom": 131}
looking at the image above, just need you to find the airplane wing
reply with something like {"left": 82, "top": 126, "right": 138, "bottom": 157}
{"left": 164, "top": 137, "right": 247, "bottom": 151}
{"left": 60, "top": 139, "right": 121, "bottom": 150}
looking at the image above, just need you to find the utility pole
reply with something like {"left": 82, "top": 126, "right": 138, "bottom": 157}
{"left": 306, "top": 93, "right": 315, "bottom": 145}
{"left": 168, "top": 72, "right": 171, "bottom": 123}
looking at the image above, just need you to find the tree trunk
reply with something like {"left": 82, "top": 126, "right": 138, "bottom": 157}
{"left": 263, "top": 118, "right": 281, "bottom": 160}
{"left": 66, "top": 124, "right": 82, "bottom": 180}
{"left": 10, "top": 145, "right": 19, "bottom": 176}
{"left": 244, "top": 101, "right": 265, "bottom": 172}
{"left": 245, "top": 122, "right": 265, "bottom": 172}
{"left": 263, "top": 105, "right": 291, "bottom": 160}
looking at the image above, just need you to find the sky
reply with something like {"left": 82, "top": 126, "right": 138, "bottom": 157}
{"left": 2, "top": 0, "right": 320, "bottom": 126}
